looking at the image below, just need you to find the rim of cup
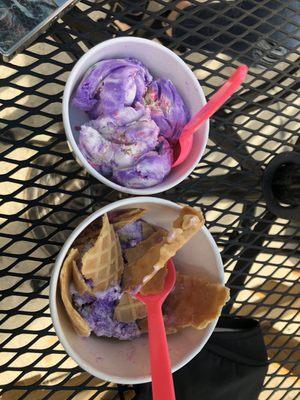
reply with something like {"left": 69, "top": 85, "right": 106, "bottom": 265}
{"left": 50, "top": 197, "right": 224, "bottom": 384}
{"left": 63, "top": 37, "right": 209, "bottom": 195}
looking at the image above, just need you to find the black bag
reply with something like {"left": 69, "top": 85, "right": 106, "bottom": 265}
{"left": 134, "top": 317, "right": 268, "bottom": 400}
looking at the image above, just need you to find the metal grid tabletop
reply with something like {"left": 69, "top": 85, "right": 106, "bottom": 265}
{"left": 0, "top": 1, "right": 299, "bottom": 399}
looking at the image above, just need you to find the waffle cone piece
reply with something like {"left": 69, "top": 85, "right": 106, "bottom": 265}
{"left": 114, "top": 229, "right": 169, "bottom": 324}
{"left": 125, "top": 229, "right": 168, "bottom": 295}
{"left": 123, "top": 206, "right": 205, "bottom": 294}
{"left": 72, "top": 261, "right": 94, "bottom": 296}
{"left": 112, "top": 208, "right": 146, "bottom": 230}
{"left": 142, "top": 267, "right": 167, "bottom": 295}
{"left": 138, "top": 273, "right": 229, "bottom": 333}
{"left": 73, "top": 218, "right": 102, "bottom": 248}
{"left": 125, "top": 229, "right": 167, "bottom": 264}
{"left": 114, "top": 292, "right": 147, "bottom": 323}
{"left": 60, "top": 248, "right": 91, "bottom": 337}
{"left": 164, "top": 273, "right": 229, "bottom": 331}
{"left": 141, "top": 220, "right": 157, "bottom": 239}
{"left": 81, "top": 214, "right": 124, "bottom": 292}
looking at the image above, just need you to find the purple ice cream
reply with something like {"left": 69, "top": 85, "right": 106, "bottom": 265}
{"left": 72, "top": 58, "right": 190, "bottom": 188}
{"left": 73, "top": 58, "right": 152, "bottom": 119}
{"left": 113, "top": 137, "right": 173, "bottom": 188}
{"left": 78, "top": 106, "right": 160, "bottom": 178}
{"left": 116, "top": 220, "right": 143, "bottom": 249}
{"left": 72, "top": 286, "right": 140, "bottom": 340}
{"left": 145, "top": 78, "right": 190, "bottom": 143}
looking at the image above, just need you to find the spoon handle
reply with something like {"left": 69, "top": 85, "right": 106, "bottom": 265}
{"left": 182, "top": 64, "right": 248, "bottom": 138}
{"left": 146, "top": 301, "right": 175, "bottom": 400}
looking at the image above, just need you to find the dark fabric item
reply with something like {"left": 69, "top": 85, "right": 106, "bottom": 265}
{"left": 134, "top": 317, "right": 268, "bottom": 400}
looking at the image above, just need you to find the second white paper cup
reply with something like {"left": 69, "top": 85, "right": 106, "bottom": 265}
{"left": 50, "top": 197, "right": 224, "bottom": 384}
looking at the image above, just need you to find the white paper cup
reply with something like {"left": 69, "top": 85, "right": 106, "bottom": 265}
{"left": 63, "top": 37, "right": 209, "bottom": 195}
{"left": 50, "top": 197, "right": 224, "bottom": 384}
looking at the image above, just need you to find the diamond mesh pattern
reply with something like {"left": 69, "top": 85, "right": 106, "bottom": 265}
{"left": 0, "top": 1, "right": 299, "bottom": 399}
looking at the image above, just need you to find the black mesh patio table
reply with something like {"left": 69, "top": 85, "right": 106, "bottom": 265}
{"left": 0, "top": 1, "right": 299, "bottom": 399}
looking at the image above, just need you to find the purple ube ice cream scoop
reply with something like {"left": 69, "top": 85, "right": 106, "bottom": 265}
{"left": 145, "top": 78, "right": 190, "bottom": 143}
{"left": 73, "top": 286, "right": 140, "bottom": 340}
{"left": 73, "top": 58, "right": 152, "bottom": 119}
{"left": 73, "top": 58, "right": 190, "bottom": 188}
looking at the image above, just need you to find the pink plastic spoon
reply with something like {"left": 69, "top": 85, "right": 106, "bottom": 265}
{"left": 173, "top": 64, "right": 248, "bottom": 167}
{"left": 135, "top": 259, "right": 176, "bottom": 400}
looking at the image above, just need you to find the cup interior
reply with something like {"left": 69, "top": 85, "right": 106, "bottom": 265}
{"left": 64, "top": 37, "right": 209, "bottom": 195}
{"left": 50, "top": 198, "right": 224, "bottom": 384}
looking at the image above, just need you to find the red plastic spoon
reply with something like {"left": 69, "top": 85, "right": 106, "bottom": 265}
{"left": 135, "top": 259, "right": 176, "bottom": 400}
{"left": 173, "top": 64, "right": 248, "bottom": 167}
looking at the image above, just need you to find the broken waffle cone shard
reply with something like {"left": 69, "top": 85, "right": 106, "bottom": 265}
{"left": 73, "top": 218, "right": 102, "bottom": 249}
{"left": 72, "top": 261, "right": 94, "bottom": 296}
{"left": 141, "top": 266, "right": 167, "bottom": 295}
{"left": 59, "top": 248, "right": 91, "bottom": 337}
{"left": 138, "top": 273, "right": 229, "bottom": 333}
{"left": 164, "top": 272, "right": 230, "bottom": 331}
{"left": 112, "top": 208, "right": 146, "bottom": 230}
{"left": 123, "top": 206, "right": 205, "bottom": 294}
{"left": 141, "top": 220, "right": 157, "bottom": 239}
{"left": 81, "top": 213, "right": 111, "bottom": 284}
{"left": 114, "top": 292, "right": 147, "bottom": 323}
{"left": 110, "top": 223, "right": 125, "bottom": 285}
{"left": 125, "top": 228, "right": 167, "bottom": 265}
{"left": 81, "top": 214, "right": 124, "bottom": 292}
